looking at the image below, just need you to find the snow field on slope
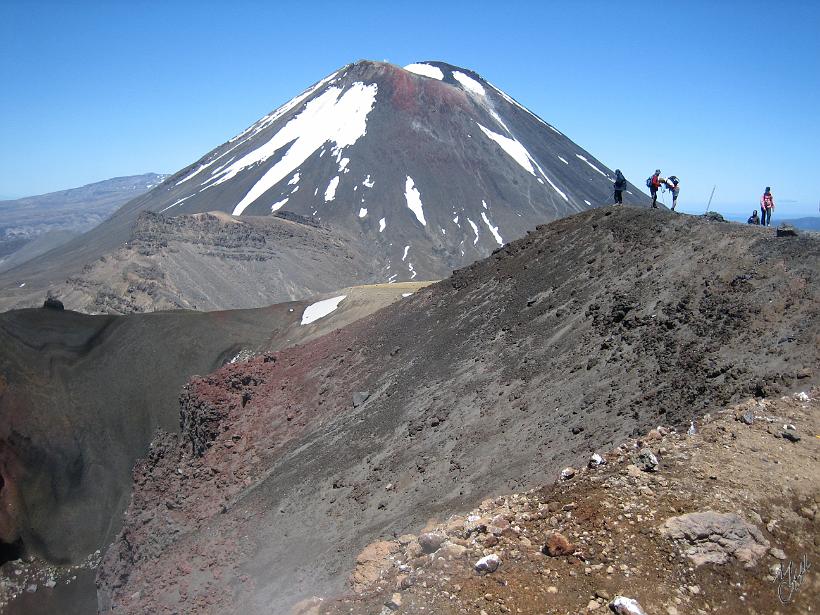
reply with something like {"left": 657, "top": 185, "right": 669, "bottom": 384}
{"left": 324, "top": 176, "right": 340, "bottom": 202}
{"left": 453, "top": 71, "right": 486, "bottom": 96}
{"left": 404, "top": 63, "right": 444, "bottom": 80}
{"left": 477, "top": 123, "right": 535, "bottom": 175}
{"left": 481, "top": 211, "right": 503, "bottom": 245}
{"left": 271, "top": 198, "right": 289, "bottom": 212}
{"left": 467, "top": 218, "right": 480, "bottom": 245}
{"left": 202, "top": 82, "right": 377, "bottom": 215}
{"left": 174, "top": 71, "right": 341, "bottom": 188}
{"left": 576, "top": 154, "right": 609, "bottom": 178}
{"left": 301, "top": 295, "right": 347, "bottom": 325}
{"left": 404, "top": 177, "right": 426, "bottom": 226}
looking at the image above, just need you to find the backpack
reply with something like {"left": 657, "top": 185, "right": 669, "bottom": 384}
{"left": 646, "top": 177, "right": 653, "bottom": 188}
{"left": 668, "top": 176, "right": 679, "bottom": 188}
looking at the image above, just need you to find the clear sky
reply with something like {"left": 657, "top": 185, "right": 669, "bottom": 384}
{"left": 1, "top": 0, "right": 818, "bottom": 217}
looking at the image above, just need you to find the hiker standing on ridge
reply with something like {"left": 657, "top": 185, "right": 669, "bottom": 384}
{"left": 647, "top": 170, "right": 662, "bottom": 208}
{"left": 613, "top": 169, "right": 627, "bottom": 205}
{"left": 760, "top": 187, "right": 775, "bottom": 226}
{"left": 748, "top": 209, "right": 760, "bottom": 224}
{"left": 665, "top": 176, "right": 680, "bottom": 211}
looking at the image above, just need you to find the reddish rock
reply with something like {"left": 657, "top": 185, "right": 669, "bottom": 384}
{"left": 542, "top": 532, "right": 574, "bottom": 556}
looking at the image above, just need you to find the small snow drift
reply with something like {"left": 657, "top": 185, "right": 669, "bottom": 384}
{"left": 301, "top": 295, "right": 347, "bottom": 325}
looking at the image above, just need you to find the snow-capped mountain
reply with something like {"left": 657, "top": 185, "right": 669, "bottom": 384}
{"left": 148, "top": 60, "right": 647, "bottom": 279}
{"left": 0, "top": 61, "right": 648, "bottom": 312}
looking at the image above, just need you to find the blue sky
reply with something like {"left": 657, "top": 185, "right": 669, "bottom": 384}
{"left": 1, "top": 0, "right": 818, "bottom": 216}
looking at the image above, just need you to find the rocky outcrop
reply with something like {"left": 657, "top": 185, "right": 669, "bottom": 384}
{"left": 304, "top": 389, "right": 818, "bottom": 615}
{"left": 660, "top": 511, "right": 770, "bottom": 567}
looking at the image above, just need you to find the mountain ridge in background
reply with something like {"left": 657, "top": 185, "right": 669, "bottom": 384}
{"left": 0, "top": 174, "right": 167, "bottom": 273}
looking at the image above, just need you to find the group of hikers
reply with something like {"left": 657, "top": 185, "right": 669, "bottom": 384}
{"left": 611, "top": 169, "right": 777, "bottom": 227}
{"left": 612, "top": 169, "right": 680, "bottom": 210}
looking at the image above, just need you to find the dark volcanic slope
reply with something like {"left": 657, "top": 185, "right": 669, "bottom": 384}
{"left": 0, "top": 60, "right": 649, "bottom": 311}
{"left": 99, "top": 208, "right": 819, "bottom": 614}
{"left": 0, "top": 283, "right": 423, "bottom": 567}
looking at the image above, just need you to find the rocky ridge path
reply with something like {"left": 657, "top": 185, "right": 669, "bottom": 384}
{"left": 312, "top": 389, "right": 819, "bottom": 615}
{"left": 96, "top": 207, "right": 819, "bottom": 613}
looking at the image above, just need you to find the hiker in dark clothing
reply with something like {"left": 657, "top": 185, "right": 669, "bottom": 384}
{"left": 665, "top": 176, "right": 680, "bottom": 211}
{"left": 648, "top": 170, "right": 661, "bottom": 208}
{"left": 747, "top": 210, "right": 760, "bottom": 225}
{"left": 613, "top": 169, "right": 627, "bottom": 205}
{"left": 760, "top": 187, "right": 775, "bottom": 226}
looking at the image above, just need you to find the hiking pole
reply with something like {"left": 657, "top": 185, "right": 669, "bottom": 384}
{"left": 705, "top": 185, "right": 716, "bottom": 213}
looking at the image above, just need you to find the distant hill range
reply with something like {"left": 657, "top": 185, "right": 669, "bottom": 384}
{"left": 0, "top": 60, "right": 648, "bottom": 313}
{"left": 0, "top": 174, "right": 167, "bottom": 273}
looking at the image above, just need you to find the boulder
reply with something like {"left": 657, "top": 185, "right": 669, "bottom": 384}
{"left": 474, "top": 553, "right": 501, "bottom": 573}
{"left": 776, "top": 224, "right": 798, "bottom": 237}
{"left": 634, "top": 448, "right": 659, "bottom": 472}
{"left": 351, "top": 540, "right": 399, "bottom": 592}
{"left": 352, "top": 391, "right": 370, "bottom": 407}
{"left": 609, "top": 596, "right": 647, "bottom": 615}
{"left": 560, "top": 466, "right": 576, "bottom": 480}
{"left": 702, "top": 211, "right": 726, "bottom": 222}
{"left": 542, "top": 532, "right": 574, "bottom": 556}
{"left": 436, "top": 541, "right": 468, "bottom": 559}
{"left": 417, "top": 532, "right": 447, "bottom": 554}
{"left": 42, "top": 297, "right": 65, "bottom": 310}
{"left": 660, "top": 511, "right": 770, "bottom": 567}
{"left": 737, "top": 409, "right": 755, "bottom": 425}
{"left": 588, "top": 453, "right": 606, "bottom": 468}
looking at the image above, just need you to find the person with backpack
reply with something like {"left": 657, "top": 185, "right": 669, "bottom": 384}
{"left": 760, "top": 187, "right": 775, "bottom": 226}
{"left": 747, "top": 209, "right": 760, "bottom": 225}
{"left": 646, "top": 170, "right": 662, "bottom": 208}
{"left": 665, "top": 175, "right": 680, "bottom": 211}
{"left": 613, "top": 169, "right": 627, "bottom": 205}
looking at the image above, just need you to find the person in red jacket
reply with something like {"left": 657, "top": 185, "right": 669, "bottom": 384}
{"left": 649, "top": 170, "right": 662, "bottom": 208}
{"left": 760, "top": 187, "right": 775, "bottom": 226}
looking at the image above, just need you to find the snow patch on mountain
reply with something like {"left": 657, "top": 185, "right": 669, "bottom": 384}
{"left": 300, "top": 295, "right": 346, "bottom": 325}
{"left": 160, "top": 193, "right": 196, "bottom": 213}
{"left": 207, "top": 82, "right": 377, "bottom": 215}
{"left": 362, "top": 175, "right": 374, "bottom": 188}
{"left": 404, "top": 176, "right": 427, "bottom": 226}
{"left": 477, "top": 123, "right": 535, "bottom": 175}
{"left": 402, "top": 245, "right": 410, "bottom": 262}
{"left": 379, "top": 218, "right": 386, "bottom": 232}
{"left": 324, "top": 176, "right": 340, "bottom": 202}
{"left": 271, "top": 198, "right": 289, "bottom": 212}
{"left": 288, "top": 173, "right": 300, "bottom": 185}
{"left": 467, "top": 218, "right": 480, "bottom": 245}
{"left": 576, "top": 154, "right": 609, "bottom": 178}
{"left": 453, "top": 71, "right": 486, "bottom": 96}
{"left": 404, "top": 63, "right": 444, "bottom": 80}
{"left": 358, "top": 208, "right": 367, "bottom": 218}
{"left": 481, "top": 211, "right": 503, "bottom": 245}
